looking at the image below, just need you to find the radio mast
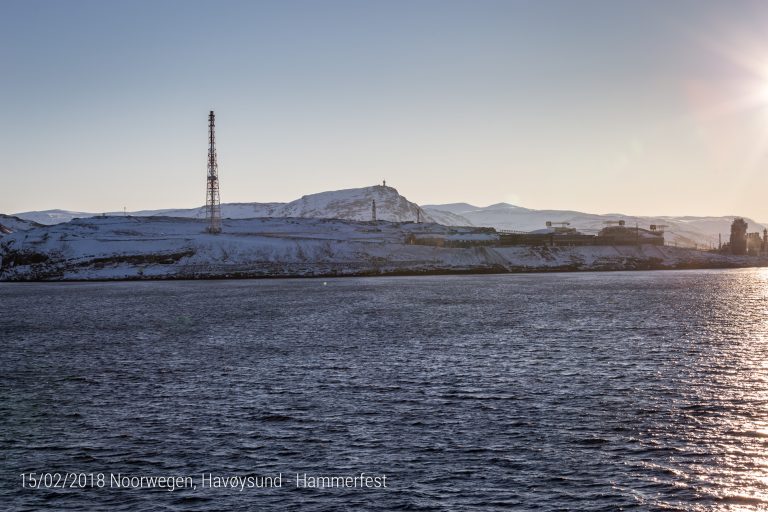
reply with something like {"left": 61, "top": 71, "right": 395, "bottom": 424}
{"left": 205, "top": 110, "right": 222, "bottom": 233}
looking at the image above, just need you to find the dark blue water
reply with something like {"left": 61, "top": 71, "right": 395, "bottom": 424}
{"left": 3, "top": 270, "right": 768, "bottom": 511}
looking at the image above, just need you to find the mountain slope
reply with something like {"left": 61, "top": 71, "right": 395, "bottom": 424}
{"left": 12, "top": 204, "right": 286, "bottom": 224}
{"left": 0, "top": 214, "right": 43, "bottom": 235}
{"left": 11, "top": 188, "right": 766, "bottom": 248}
{"left": 12, "top": 186, "right": 430, "bottom": 225}
{"left": 275, "top": 185, "right": 429, "bottom": 222}
{"left": 12, "top": 209, "right": 94, "bottom": 225}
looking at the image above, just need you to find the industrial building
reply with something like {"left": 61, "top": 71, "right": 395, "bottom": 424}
{"left": 729, "top": 218, "right": 748, "bottom": 255}
{"left": 723, "top": 218, "right": 767, "bottom": 255}
{"left": 408, "top": 220, "right": 665, "bottom": 248}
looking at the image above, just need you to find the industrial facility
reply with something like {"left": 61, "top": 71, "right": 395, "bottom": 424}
{"left": 721, "top": 218, "right": 768, "bottom": 255}
{"left": 407, "top": 219, "right": 666, "bottom": 248}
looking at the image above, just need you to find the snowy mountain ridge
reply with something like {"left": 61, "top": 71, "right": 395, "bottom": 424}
{"left": 8, "top": 185, "right": 767, "bottom": 247}
{"left": 12, "top": 186, "right": 429, "bottom": 225}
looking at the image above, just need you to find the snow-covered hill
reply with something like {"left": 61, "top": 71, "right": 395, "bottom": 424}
{"left": 1, "top": 216, "right": 763, "bottom": 281}
{"left": 12, "top": 186, "right": 428, "bottom": 225}
{"left": 0, "top": 214, "right": 42, "bottom": 235}
{"left": 276, "top": 185, "right": 429, "bottom": 222}
{"left": 11, "top": 185, "right": 767, "bottom": 248}
{"left": 11, "top": 204, "right": 284, "bottom": 224}
{"left": 12, "top": 209, "right": 93, "bottom": 225}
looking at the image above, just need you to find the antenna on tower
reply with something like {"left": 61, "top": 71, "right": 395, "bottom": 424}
{"left": 205, "top": 110, "right": 222, "bottom": 233}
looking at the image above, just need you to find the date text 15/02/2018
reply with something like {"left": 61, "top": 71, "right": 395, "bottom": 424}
{"left": 20, "top": 472, "right": 389, "bottom": 491}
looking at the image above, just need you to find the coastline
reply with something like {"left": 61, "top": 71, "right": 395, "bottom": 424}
{"left": 2, "top": 258, "right": 766, "bottom": 282}
{"left": 2, "top": 216, "right": 765, "bottom": 282}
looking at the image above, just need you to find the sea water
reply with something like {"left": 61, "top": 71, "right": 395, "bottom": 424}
{"left": 3, "top": 270, "right": 768, "bottom": 511}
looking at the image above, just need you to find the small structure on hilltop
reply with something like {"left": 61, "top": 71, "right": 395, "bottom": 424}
{"left": 545, "top": 221, "right": 576, "bottom": 234}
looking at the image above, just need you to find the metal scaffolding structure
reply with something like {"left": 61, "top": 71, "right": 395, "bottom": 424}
{"left": 205, "top": 110, "right": 222, "bottom": 233}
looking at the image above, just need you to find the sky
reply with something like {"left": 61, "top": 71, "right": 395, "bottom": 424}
{"left": 5, "top": 0, "right": 768, "bottom": 220}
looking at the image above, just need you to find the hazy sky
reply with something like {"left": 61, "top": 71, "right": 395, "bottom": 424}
{"left": 5, "top": 0, "right": 768, "bottom": 219}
